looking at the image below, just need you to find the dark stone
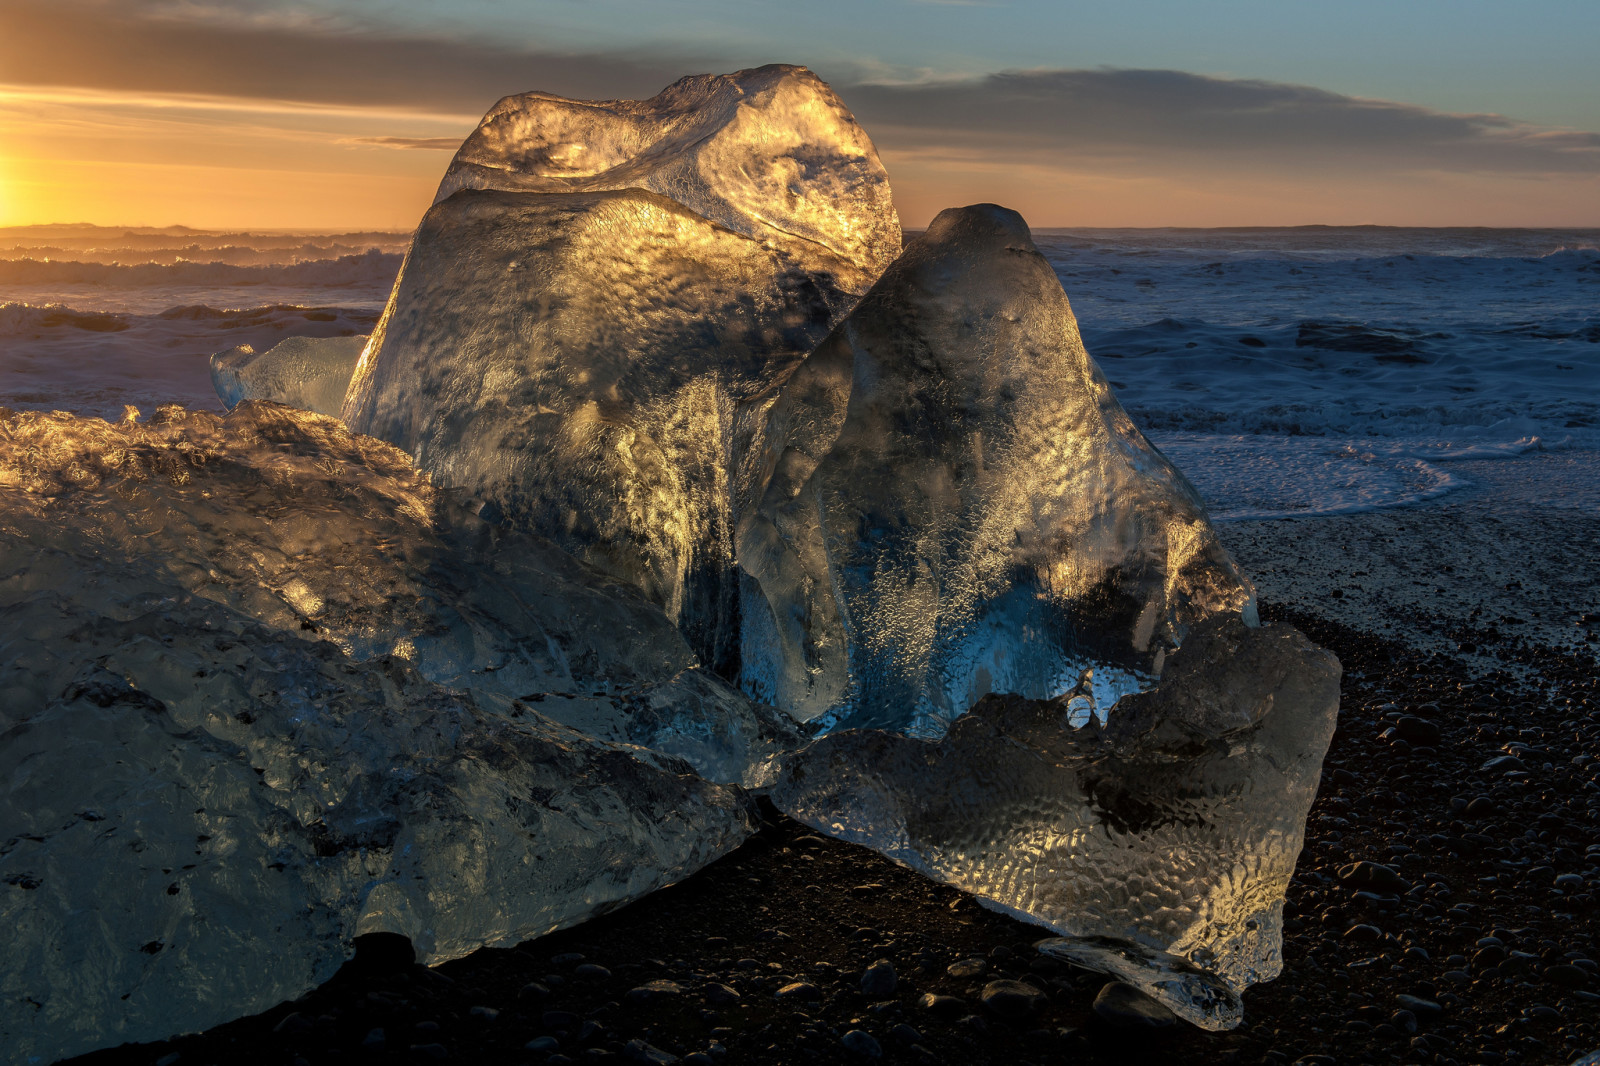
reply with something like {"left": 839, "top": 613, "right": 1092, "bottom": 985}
{"left": 703, "top": 983, "right": 740, "bottom": 1006}
{"left": 409, "top": 1045, "right": 449, "bottom": 1060}
{"left": 1344, "top": 924, "right": 1383, "bottom": 941}
{"left": 775, "top": 981, "right": 822, "bottom": 1001}
{"left": 946, "top": 957, "right": 988, "bottom": 979}
{"left": 840, "top": 1030, "right": 883, "bottom": 1058}
{"left": 1545, "top": 964, "right": 1591, "bottom": 988}
{"left": 860, "top": 959, "right": 897, "bottom": 997}
{"left": 1091, "top": 983, "right": 1176, "bottom": 1029}
{"left": 1339, "top": 861, "right": 1411, "bottom": 892}
{"left": 917, "top": 993, "right": 968, "bottom": 1018}
{"left": 575, "top": 964, "right": 613, "bottom": 979}
{"left": 888, "top": 1023, "right": 921, "bottom": 1043}
{"left": 524, "top": 1037, "right": 560, "bottom": 1052}
{"left": 1465, "top": 796, "right": 1496, "bottom": 817}
{"left": 1395, "top": 716, "right": 1442, "bottom": 746}
{"left": 979, "top": 980, "right": 1045, "bottom": 1019}
{"left": 623, "top": 1039, "right": 680, "bottom": 1065}
{"left": 627, "top": 980, "right": 683, "bottom": 1004}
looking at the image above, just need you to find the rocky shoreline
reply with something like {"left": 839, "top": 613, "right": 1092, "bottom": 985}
{"left": 63, "top": 596, "right": 1598, "bottom": 1066}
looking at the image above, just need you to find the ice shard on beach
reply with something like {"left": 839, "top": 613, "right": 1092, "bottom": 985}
{"left": 211, "top": 334, "right": 367, "bottom": 417}
{"left": 342, "top": 65, "right": 901, "bottom": 672}
{"left": 0, "top": 403, "right": 768, "bottom": 1061}
{"left": 745, "top": 205, "right": 1341, "bottom": 1027}
{"left": 737, "top": 204, "right": 1255, "bottom": 733}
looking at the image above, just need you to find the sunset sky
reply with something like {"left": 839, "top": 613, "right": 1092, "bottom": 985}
{"left": 2, "top": 0, "right": 1598, "bottom": 230}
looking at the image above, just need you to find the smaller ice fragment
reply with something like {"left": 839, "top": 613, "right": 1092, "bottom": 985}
{"left": 211, "top": 335, "right": 367, "bottom": 416}
{"left": 1035, "top": 936, "right": 1241, "bottom": 1029}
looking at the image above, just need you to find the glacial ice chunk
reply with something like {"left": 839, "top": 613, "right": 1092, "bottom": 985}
{"left": 343, "top": 66, "right": 901, "bottom": 672}
{"left": 0, "top": 402, "right": 797, "bottom": 786}
{"left": 771, "top": 615, "right": 1340, "bottom": 1028}
{"left": 0, "top": 403, "right": 769, "bottom": 1061}
{"left": 211, "top": 334, "right": 367, "bottom": 416}
{"left": 737, "top": 204, "right": 1254, "bottom": 732}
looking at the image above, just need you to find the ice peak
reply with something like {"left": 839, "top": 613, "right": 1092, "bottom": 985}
{"left": 437, "top": 64, "right": 900, "bottom": 290}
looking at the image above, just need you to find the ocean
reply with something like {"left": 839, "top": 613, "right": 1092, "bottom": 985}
{"left": 2, "top": 223, "right": 1596, "bottom": 524}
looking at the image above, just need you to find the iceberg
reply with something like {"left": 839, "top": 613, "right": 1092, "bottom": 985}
{"left": 343, "top": 65, "right": 901, "bottom": 673}
{"left": 737, "top": 205, "right": 1255, "bottom": 733}
{"left": 210, "top": 335, "right": 367, "bottom": 417}
{"left": 0, "top": 403, "right": 765, "bottom": 1061}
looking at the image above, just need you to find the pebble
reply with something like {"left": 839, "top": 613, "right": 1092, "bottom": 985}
{"left": 1339, "top": 861, "right": 1411, "bottom": 892}
{"left": 627, "top": 980, "right": 683, "bottom": 1004}
{"left": 1090, "top": 982, "right": 1176, "bottom": 1029}
{"left": 979, "top": 979, "right": 1045, "bottom": 1019}
{"left": 860, "top": 959, "right": 897, "bottom": 996}
{"left": 917, "top": 993, "right": 968, "bottom": 1017}
{"left": 1395, "top": 994, "right": 1441, "bottom": 1017}
{"left": 524, "top": 1036, "right": 560, "bottom": 1052}
{"left": 946, "top": 957, "right": 989, "bottom": 979}
{"left": 1395, "top": 716, "right": 1442, "bottom": 746}
{"left": 467, "top": 1005, "right": 498, "bottom": 1022}
{"left": 623, "top": 1039, "right": 680, "bottom": 1065}
{"left": 775, "top": 981, "right": 822, "bottom": 1001}
{"left": 361, "top": 1027, "right": 385, "bottom": 1050}
{"left": 409, "top": 1044, "right": 448, "bottom": 1060}
{"left": 703, "top": 982, "right": 740, "bottom": 1005}
{"left": 574, "top": 963, "right": 613, "bottom": 979}
{"left": 1546, "top": 964, "right": 1591, "bottom": 988}
{"left": 840, "top": 1029, "right": 883, "bottom": 1057}
{"left": 888, "top": 1023, "right": 922, "bottom": 1043}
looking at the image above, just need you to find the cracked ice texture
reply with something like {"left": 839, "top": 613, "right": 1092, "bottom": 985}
{"left": 343, "top": 66, "right": 901, "bottom": 673}
{"left": 0, "top": 402, "right": 800, "bottom": 784}
{"left": 0, "top": 403, "right": 766, "bottom": 1061}
{"left": 772, "top": 615, "right": 1341, "bottom": 1028}
{"left": 737, "top": 205, "right": 1255, "bottom": 732}
{"left": 211, "top": 335, "right": 367, "bottom": 417}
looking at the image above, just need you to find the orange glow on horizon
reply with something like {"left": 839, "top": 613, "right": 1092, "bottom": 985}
{"left": 1, "top": 84, "right": 1597, "bottom": 231}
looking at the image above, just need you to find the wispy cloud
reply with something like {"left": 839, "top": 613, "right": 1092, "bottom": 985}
{"left": 846, "top": 69, "right": 1600, "bottom": 175}
{"left": 0, "top": 0, "right": 698, "bottom": 112}
{"left": 344, "top": 136, "right": 463, "bottom": 151}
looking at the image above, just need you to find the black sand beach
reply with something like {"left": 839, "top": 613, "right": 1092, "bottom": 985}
{"left": 60, "top": 454, "right": 1600, "bottom": 1066}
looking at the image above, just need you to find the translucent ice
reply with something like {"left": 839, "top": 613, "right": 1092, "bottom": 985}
{"left": 771, "top": 615, "right": 1340, "bottom": 1028}
{"left": 211, "top": 334, "right": 367, "bottom": 416}
{"left": 0, "top": 403, "right": 768, "bottom": 1061}
{"left": 0, "top": 402, "right": 798, "bottom": 784}
{"left": 737, "top": 205, "right": 1254, "bottom": 732}
{"left": 344, "top": 66, "right": 900, "bottom": 671}
{"left": 434, "top": 64, "right": 900, "bottom": 293}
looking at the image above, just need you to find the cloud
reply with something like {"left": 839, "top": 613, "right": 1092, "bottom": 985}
{"left": 845, "top": 69, "right": 1600, "bottom": 175}
{"left": 345, "top": 136, "right": 463, "bottom": 151}
{"left": 0, "top": 0, "right": 697, "bottom": 113}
